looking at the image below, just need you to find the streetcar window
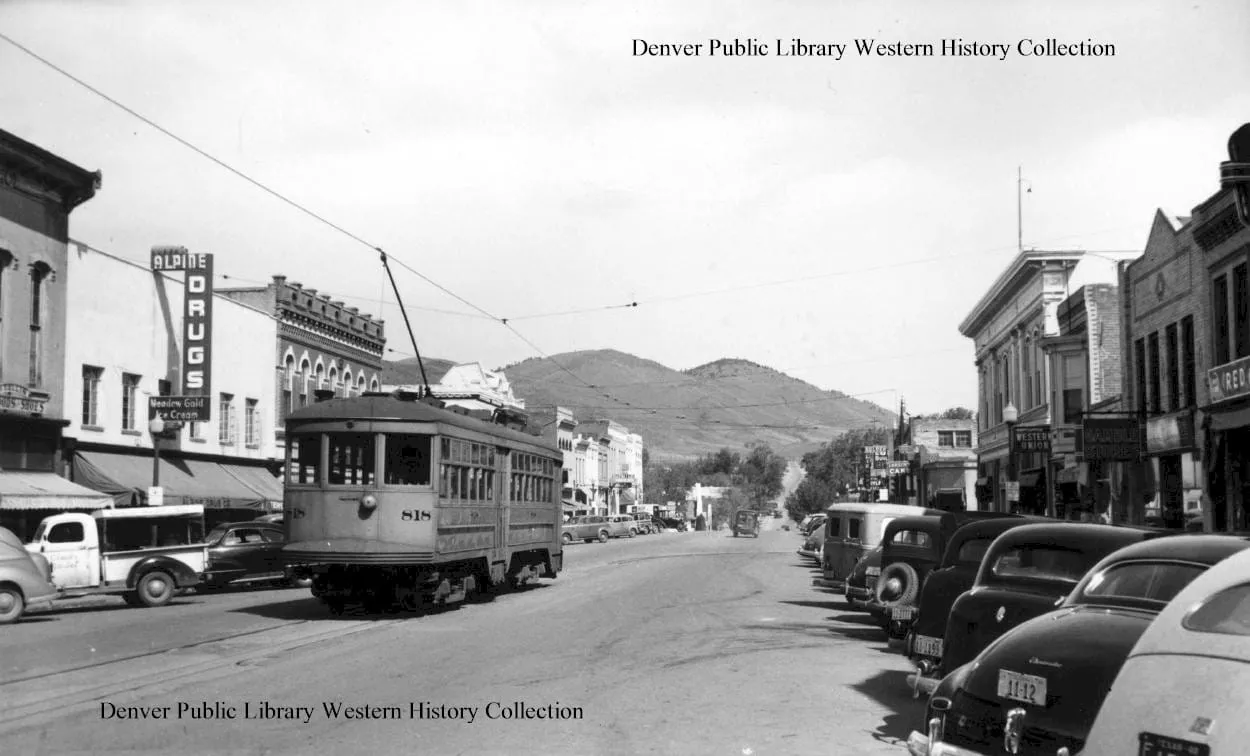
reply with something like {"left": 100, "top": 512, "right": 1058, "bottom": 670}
{"left": 327, "top": 433, "right": 375, "bottom": 485}
{"left": 383, "top": 434, "right": 432, "bottom": 486}
{"left": 288, "top": 434, "right": 322, "bottom": 485}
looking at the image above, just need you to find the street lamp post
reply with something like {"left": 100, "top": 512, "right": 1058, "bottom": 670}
{"left": 149, "top": 416, "right": 165, "bottom": 488}
{"left": 1003, "top": 402, "right": 1019, "bottom": 514}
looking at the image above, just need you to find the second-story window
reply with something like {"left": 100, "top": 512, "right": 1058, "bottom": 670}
{"left": 1148, "top": 332, "right": 1162, "bottom": 415}
{"left": 82, "top": 365, "right": 102, "bottom": 426}
{"left": 121, "top": 373, "right": 140, "bottom": 431}
{"left": 938, "top": 431, "right": 954, "bottom": 447}
{"left": 245, "top": 398, "right": 259, "bottom": 446}
{"left": 29, "top": 263, "right": 50, "bottom": 387}
{"left": 1237, "top": 263, "right": 1250, "bottom": 359}
{"left": 1214, "top": 274, "right": 1231, "bottom": 365}
{"left": 1166, "top": 323, "right": 1180, "bottom": 411}
{"left": 219, "top": 393, "right": 235, "bottom": 445}
{"left": 1135, "top": 338, "right": 1147, "bottom": 415}
{"left": 955, "top": 430, "right": 972, "bottom": 447}
{"left": 1182, "top": 315, "right": 1197, "bottom": 408}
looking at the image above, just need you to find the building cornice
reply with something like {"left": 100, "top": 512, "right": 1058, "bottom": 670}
{"left": 0, "top": 129, "right": 100, "bottom": 210}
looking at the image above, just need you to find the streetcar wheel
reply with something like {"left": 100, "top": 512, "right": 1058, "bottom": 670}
{"left": 0, "top": 587, "right": 25, "bottom": 624}
{"left": 136, "top": 571, "right": 175, "bottom": 607}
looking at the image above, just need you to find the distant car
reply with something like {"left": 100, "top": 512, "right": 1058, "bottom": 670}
{"left": 201, "top": 522, "right": 303, "bottom": 589}
{"left": 1081, "top": 543, "right": 1250, "bottom": 756}
{"left": 0, "top": 526, "right": 57, "bottom": 624}
{"left": 909, "top": 534, "right": 1250, "bottom": 756}
{"left": 797, "top": 530, "right": 823, "bottom": 563}
{"left": 631, "top": 513, "right": 654, "bottom": 535}
{"left": 562, "top": 516, "right": 612, "bottom": 544}
{"left": 732, "top": 510, "right": 760, "bottom": 538}
{"left": 608, "top": 515, "right": 639, "bottom": 538}
{"left": 841, "top": 544, "right": 884, "bottom": 610}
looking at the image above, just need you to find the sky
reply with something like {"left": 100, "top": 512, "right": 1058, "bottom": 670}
{"left": 3, "top": 0, "right": 1248, "bottom": 417}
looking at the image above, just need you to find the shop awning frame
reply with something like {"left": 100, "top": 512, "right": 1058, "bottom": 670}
{"left": 0, "top": 471, "right": 113, "bottom": 511}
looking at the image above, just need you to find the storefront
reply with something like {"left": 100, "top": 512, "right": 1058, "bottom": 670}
{"left": 70, "top": 450, "right": 282, "bottom": 528}
{"left": 1203, "top": 384, "right": 1250, "bottom": 533}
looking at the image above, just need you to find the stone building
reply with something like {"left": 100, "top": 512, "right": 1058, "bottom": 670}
{"left": 960, "top": 249, "right": 1138, "bottom": 513}
{"left": 0, "top": 129, "right": 109, "bottom": 538}
{"left": 895, "top": 416, "right": 977, "bottom": 510}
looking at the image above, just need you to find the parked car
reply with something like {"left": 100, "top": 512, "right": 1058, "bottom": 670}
{"left": 1081, "top": 543, "right": 1250, "bottom": 756}
{"left": 874, "top": 512, "right": 1023, "bottom": 640}
{"left": 0, "top": 526, "right": 57, "bottom": 624}
{"left": 842, "top": 544, "right": 884, "bottom": 610}
{"left": 814, "top": 503, "right": 940, "bottom": 595}
{"left": 936, "top": 523, "right": 1163, "bottom": 681}
{"left": 908, "top": 534, "right": 1250, "bottom": 756}
{"left": 630, "top": 513, "right": 654, "bottom": 535}
{"left": 201, "top": 522, "right": 302, "bottom": 589}
{"left": 905, "top": 517, "right": 1045, "bottom": 693}
{"left": 608, "top": 515, "right": 639, "bottom": 538}
{"left": 732, "top": 510, "right": 760, "bottom": 538}
{"left": 562, "top": 516, "right": 613, "bottom": 544}
{"left": 797, "top": 529, "right": 824, "bottom": 563}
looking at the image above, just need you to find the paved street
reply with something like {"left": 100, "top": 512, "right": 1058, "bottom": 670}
{"left": 1, "top": 525, "right": 923, "bottom": 755}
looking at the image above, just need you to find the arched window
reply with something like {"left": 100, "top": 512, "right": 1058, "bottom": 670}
{"left": 0, "top": 249, "right": 11, "bottom": 375}
{"left": 370, "top": 376, "right": 379, "bottom": 392}
{"left": 356, "top": 374, "right": 366, "bottom": 396}
{"left": 342, "top": 368, "right": 353, "bottom": 397}
{"left": 299, "top": 358, "right": 311, "bottom": 408}
{"left": 328, "top": 366, "right": 338, "bottom": 396}
{"left": 283, "top": 355, "right": 296, "bottom": 414}
{"left": 314, "top": 362, "right": 325, "bottom": 391}
{"left": 29, "top": 262, "right": 51, "bottom": 387}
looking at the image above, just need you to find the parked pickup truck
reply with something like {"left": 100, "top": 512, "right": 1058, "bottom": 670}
{"left": 25, "top": 504, "right": 209, "bottom": 608}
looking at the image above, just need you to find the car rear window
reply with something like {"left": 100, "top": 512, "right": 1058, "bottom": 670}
{"left": 1081, "top": 561, "right": 1206, "bottom": 606}
{"left": 990, "top": 546, "right": 1089, "bottom": 582}
{"left": 890, "top": 529, "right": 933, "bottom": 548}
{"left": 1183, "top": 582, "right": 1250, "bottom": 636}
{"left": 956, "top": 537, "right": 993, "bottom": 565}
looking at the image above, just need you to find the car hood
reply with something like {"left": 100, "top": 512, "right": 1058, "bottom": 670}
{"left": 961, "top": 606, "right": 1153, "bottom": 733}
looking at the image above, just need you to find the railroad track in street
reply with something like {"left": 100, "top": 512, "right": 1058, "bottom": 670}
{"left": 0, "top": 618, "right": 384, "bottom": 735}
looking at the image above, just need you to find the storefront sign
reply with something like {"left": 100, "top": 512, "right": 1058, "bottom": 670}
{"left": 0, "top": 384, "right": 48, "bottom": 415}
{"left": 888, "top": 461, "right": 909, "bottom": 474}
{"left": 1006, "top": 481, "right": 1020, "bottom": 502}
{"left": 1208, "top": 355, "right": 1250, "bottom": 405}
{"left": 151, "top": 246, "right": 214, "bottom": 406}
{"left": 1051, "top": 426, "right": 1080, "bottom": 455}
{"left": 1082, "top": 418, "right": 1141, "bottom": 461}
{"left": 1146, "top": 413, "right": 1196, "bottom": 453}
{"left": 863, "top": 445, "right": 888, "bottom": 457}
{"left": 1012, "top": 426, "right": 1052, "bottom": 452}
{"left": 149, "top": 395, "right": 210, "bottom": 422}
{"left": 147, "top": 486, "right": 164, "bottom": 507}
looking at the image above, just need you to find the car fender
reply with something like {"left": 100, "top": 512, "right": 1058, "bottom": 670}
{"left": 127, "top": 555, "right": 200, "bottom": 589}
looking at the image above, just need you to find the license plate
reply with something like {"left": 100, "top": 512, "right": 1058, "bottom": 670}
{"left": 866, "top": 566, "right": 881, "bottom": 577}
{"left": 914, "top": 634, "right": 943, "bottom": 657}
{"left": 892, "top": 606, "right": 917, "bottom": 621}
{"left": 1139, "top": 732, "right": 1211, "bottom": 756}
{"left": 997, "top": 669, "right": 1047, "bottom": 706}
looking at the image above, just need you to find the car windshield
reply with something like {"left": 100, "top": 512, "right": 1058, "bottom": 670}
{"left": 1079, "top": 561, "right": 1207, "bottom": 608}
{"left": 990, "top": 546, "right": 1090, "bottom": 583}
{"left": 1183, "top": 582, "right": 1250, "bottom": 636}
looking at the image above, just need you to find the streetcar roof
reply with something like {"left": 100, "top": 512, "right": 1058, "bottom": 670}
{"left": 284, "top": 395, "right": 560, "bottom": 454}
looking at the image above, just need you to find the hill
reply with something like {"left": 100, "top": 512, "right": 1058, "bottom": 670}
{"left": 382, "top": 350, "right": 894, "bottom": 461}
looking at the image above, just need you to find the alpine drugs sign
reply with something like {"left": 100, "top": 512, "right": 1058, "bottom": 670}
{"left": 151, "top": 246, "right": 214, "bottom": 421}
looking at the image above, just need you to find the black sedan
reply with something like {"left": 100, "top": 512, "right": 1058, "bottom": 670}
{"left": 908, "top": 534, "right": 1250, "bottom": 756}
{"left": 200, "top": 521, "right": 308, "bottom": 590}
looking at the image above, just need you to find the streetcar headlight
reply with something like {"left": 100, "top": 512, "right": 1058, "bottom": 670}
{"left": 360, "top": 494, "right": 378, "bottom": 510}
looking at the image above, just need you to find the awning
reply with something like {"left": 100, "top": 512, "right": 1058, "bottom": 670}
{"left": 220, "top": 463, "right": 283, "bottom": 506}
{"left": 74, "top": 451, "right": 275, "bottom": 510}
{"left": 0, "top": 471, "right": 113, "bottom": 511}
{"left": 1018, "top": 472, "right": 1041, "bottom": 489}
{"left": 1207, "top": 401, "right": 1250, "bottom": 432}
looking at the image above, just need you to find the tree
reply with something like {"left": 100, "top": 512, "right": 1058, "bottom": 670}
{"left": 740, "top": 443, "right": 787, "bottom": 509}
{"left": 784, "top": 426, "right": 893, "bottom": 519}
{"left": 914, "top": 407, "right": 976, "bottom": 421}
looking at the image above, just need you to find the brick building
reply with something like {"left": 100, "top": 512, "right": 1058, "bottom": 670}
{"left": 1197, "top": 126, "right": 1250, "bottom": 532}
{"left": 218, "top": 276, "right": 386, "bottom": 456}
{"left": 894, "top": 416, "right": 977, "bottom": 509}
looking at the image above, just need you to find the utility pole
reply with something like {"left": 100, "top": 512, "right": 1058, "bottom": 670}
{"left": 1017, "top": 165, "right": 1023, "bottom": 253}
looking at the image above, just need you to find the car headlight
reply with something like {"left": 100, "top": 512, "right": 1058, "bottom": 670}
{"left": 360, "top": 494, "right": 378, "bottom": 510}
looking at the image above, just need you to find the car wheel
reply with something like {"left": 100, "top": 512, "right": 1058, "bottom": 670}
{"left": 597, "top": 530, "right": 609, "bottom": 543}
{"left": 136, "top": 570, "right": 176, "bottom": 607}
{"left": 0, "top": 586, "right": 25, "bottom": 624}
{"left": 562, "top": 532, "right": 573, "bottom": 544}
{"left": 876, "top": 562, "right": 921, "bottom": 606}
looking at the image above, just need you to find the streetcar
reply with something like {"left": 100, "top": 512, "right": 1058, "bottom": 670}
{"left": 281, "top": 391, "right": 563, "bottom": 614}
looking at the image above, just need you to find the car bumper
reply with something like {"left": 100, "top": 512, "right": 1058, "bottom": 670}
{"left": 905, "top": 732, "right": 983, "bottom": 756}
{"left": 905, "top": 671, "right": 940, "bottom": 697}
{"left": 812, "top": 577, "right": 846, "bottom": 592}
